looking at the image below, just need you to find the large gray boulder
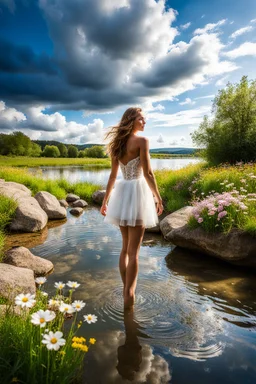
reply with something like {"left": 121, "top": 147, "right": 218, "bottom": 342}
{"left": 66, "top": 193, "right": 80, "bottom": 203}
{"left": 4, "top": 246, "right": 53, "bottom": 276}
{"left": 160, "top": 206, "right": 194, "bottom": 237}
{"left": 59, "top": 199, "right": 69, "bottom": 208}
{"left": 35, "top": 191, "right": 67, "bottom": 219}
{"left": 0, "top": 264, "right": 36, "bottom": 300}
{"left": 160, "top": 207, "right": 256, "bottom": 267}
{"left": 92, "top": 190, "right": 106, "bottom": 205}
{"left": 0, "top": 181, "right": 32, "bottom": 200}
{"left": 9, "top": 196, "right": 48, "bottom": 232}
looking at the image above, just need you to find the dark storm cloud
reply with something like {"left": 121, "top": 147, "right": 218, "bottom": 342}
{"left": 0, "top": 38, "right": 57, "bottom": 75}
{"left": 0, "top": 0, "right": 236, "bottom": 112}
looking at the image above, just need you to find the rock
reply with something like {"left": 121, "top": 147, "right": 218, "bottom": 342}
{"left": 59, "top": 199, "right": 69, "bottom": 208}
{"left": 162, "top": 213, "right": 256, "bottom": 267}
{"left": 10, "top": 196, "right": 48, "bottom": 232}
{"left": 4, "top": 246, "right": 53, "bottom": 276}
{"left": 71, "top": 199, "right": 88, "bottom": 208}
{"left": 35, "top": 191, "right": 67, "bottom": 219}
{"left": 66, "top": 193, "right": 80, "bottom": 203}
{"left": 92, "top": 190, "right": 106, "bottom": 205}
{"left": 160, "top": 206, "right": 194, "bottom": 237}
{"left": 70, "top": 207, "right": 83, "bottom": 216}
{"left": 146, "top": 211, "right": 170, "bottom": 233}
{"left": 0, "top": 181, "right": 32, "bottom": 200}
{"left": 0, "top": 264, "right": 36, "bottom": 300}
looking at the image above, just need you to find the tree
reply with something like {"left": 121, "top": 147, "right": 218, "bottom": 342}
{"left": 191, "top": 76, "right": 256, "bottom": 164}
{"left": 68, "top": 145, "right": 78, "bottom": 158}
{"left": 57, "top": 143, "right": 68, "bottom": 158}
{"left": 42, "top": 145, "right": 60, "bottom": 158}
{"left": 83, "top": 145, "right": 107, "bottom": 158}
{"left": 0, "top": 131, "right": 41, "bottom": 156}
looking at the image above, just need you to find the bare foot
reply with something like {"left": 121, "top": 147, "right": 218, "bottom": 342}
{"left": 124, "top": 293, "right": 135, "bottom": 309}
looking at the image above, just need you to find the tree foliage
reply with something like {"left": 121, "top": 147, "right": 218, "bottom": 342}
{"left": 0, "top": 132, "right": 41, "bottom": 157}
{"left": 191, "top": 76, "right": 256, "bottom": 164}
{"left": 42, "top": 145, "right": 60, "bottom": 158}
{"left": 83, "top": 145, "right": 107, "bottom": 158}
{"left": 68, "top": 145, "right": 78, "bottom": 158}
{"left": 57, "top": 143, "right": 68, "bottom": 158}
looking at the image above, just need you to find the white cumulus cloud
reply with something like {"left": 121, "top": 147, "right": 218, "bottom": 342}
{"left": 156, "top": 134, "right": 164, "bottom": 143}
{"left": 0, "top": 101, "right": 26, "bottom": 129}
{"left": 193, "top": 19, "right": 227, "bottom": 35}
{"left": 180, "top": 22, "right": 191, "bottom": 30}
{"left": 224, "top": 42, "right": 256, "bottom": 58}
{"left": 179, "top": 98, "right": 195, "bottom": 106}
{"left": 229, "top": 26, "right": 254, "bottom": 40}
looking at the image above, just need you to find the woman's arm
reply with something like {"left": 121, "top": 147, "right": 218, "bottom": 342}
{"left": 139, "top": 137, "right": 163, "bottom": 215}
{"left": 100, "top": 156, "right": 119, "bottom": 216}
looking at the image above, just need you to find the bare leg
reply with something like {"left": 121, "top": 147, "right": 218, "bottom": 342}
{"left": 124, "top": 225, "right": 145, "bottom": 309}
{"left": 119, "top": 226, "right": 129, "bottom": 296}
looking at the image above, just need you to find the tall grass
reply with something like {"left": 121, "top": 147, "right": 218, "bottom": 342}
{"left": 0, "top": 167, "right": 102, "bottom": 202}
{"left": 0, "top": 156, "right": 111, "bottom": 168}
{"left": 155, "top": 162, "right": 207, "bottom": 212}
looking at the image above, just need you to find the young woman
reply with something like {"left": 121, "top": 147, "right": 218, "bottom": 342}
{"left": 100, "top": 107, "right": 163, "bottom": 308}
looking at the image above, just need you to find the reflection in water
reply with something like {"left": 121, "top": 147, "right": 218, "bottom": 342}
{"left": 116, "top": 309, "right": 143, "bottom": 381}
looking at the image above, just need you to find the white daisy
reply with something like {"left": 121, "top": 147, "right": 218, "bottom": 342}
{"left": 83, "top": 314, "right": 97, "bottom": 324}
{"left": 35, "top": 277, "right": 47, "bottom": 285}
{"left": 54, "top": 282, "right": 65, "bottom": 290}
{"left": 41, "top": 291, "right": 48, "bottom": 297}
{"left": 72, "top": 300, "right": 86, "bottom": 312}
{"left": 15, "top": 293, "right": 36, "bottom": 308}
{"left": 59, "top": 302, "right": 75, "bottom": 314}
{"left": 42, "top": 331, "right": 66, "bottom": 351}
{"left": 48, "top": 299, "right": 60, "bottom": 307}
{"left": 67, "top": 281, "right": 80, "bottom": 289}
{"left": 31, "top": 309, "right": 56, "bottom": 327}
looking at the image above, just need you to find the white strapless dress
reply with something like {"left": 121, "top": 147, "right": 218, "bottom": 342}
{"left": 104, "top": 156, "right": 158, "bottom": 228}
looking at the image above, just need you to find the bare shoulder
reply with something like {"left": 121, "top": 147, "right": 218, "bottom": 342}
{"left": 138, "top": 136, "right": 149, "bottom": 148}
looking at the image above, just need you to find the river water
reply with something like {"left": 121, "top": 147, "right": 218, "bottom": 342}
{"left": 8, "top": 158, "right": 256, "bottom": 383}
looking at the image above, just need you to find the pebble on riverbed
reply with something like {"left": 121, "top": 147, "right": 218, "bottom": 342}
{"left": 70, "top": 207, "right": 84, "bottom": 216}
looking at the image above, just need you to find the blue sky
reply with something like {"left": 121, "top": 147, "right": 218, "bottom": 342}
{"left": 0, "top": 0, "right": 256, "bottom": 148}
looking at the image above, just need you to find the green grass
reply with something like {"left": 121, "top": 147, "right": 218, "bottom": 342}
{"left": 0, "top": 195, "right": 17, "bottom": 261}
{"left": 0, "top": 156, "right": 111, "bottom": 168}
{"left": 0, "top": 167, "right": 102, "bottom": 202}
{"left": 155, "top": 162, "right": 207, "bottom": 212}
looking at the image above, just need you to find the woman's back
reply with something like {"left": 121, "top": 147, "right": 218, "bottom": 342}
{"left": 119, "top": 135, "right": 142, "bottom": 165}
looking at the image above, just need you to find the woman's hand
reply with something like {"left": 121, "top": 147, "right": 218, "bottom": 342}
{"left": 156, "top": 199, "right": 164, "bottom": 216}
{"left": 100, "top": 203, "right": 108, "bottom": 216}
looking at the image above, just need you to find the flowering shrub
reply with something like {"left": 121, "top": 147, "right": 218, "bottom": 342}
{"left": 0, "top": 278, "right": 98, "bottom": 384}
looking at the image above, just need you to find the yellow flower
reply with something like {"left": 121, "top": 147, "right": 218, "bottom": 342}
{"left": 72, "top": 342, "right": 80, "bottom": 349}
{"left": 80, "top": 345, "right": 88, "bottom": 352}
{"left": 89, "top": 338, "right": 96, "bottom": 345}
{"left": 80, "top": 337, "right": 86, "bottom": 343}
{"left": 59, "top": 350, "right": 66, "bottom": 356}
{"left": 11, "top": 378, "right": 19, "bottom": 383}
{"left": 72, "top": 337, "right": 79, "bottom": 342}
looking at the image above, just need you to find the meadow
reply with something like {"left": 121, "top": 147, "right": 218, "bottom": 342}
{"left": 0, "top": 156, "right": 111, "bottom": 167}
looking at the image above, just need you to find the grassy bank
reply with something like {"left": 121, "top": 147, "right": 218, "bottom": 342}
{"left": 155, "top": 161, "right": 256, "bottom": 235}
{"left": 0, "top": 167, "right": 102, "bottom": 201}
{"left": 0, "top": 156, "right": 111, "bottom": 167}
{"left": 0, "top": 195, "right": 17, "bottom": 260}
{"left": 150, "top": 153, "right": 198, "bottom": 159}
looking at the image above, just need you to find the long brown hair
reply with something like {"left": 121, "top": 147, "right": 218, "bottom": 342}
{"left": 104, "top": 107, "right": 142, "bottom": 160}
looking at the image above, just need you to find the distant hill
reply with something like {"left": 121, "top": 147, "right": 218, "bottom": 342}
{"left": 33, "top": 140, "right": 104, "bottom": 151}
{"left": 149, "top": 147, "right": 198, "bottom": 155}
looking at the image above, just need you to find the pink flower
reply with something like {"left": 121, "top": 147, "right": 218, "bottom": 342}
{"left": 198, "top": 218, "right": 203, "bottom": 223}
{"left": 208, "top": 211, "right": 216, "bottom": 216}
{"left": 217, "top": 211, "right": 227, "bottom": 220}
{"left": 217, "top": 205, "right": 224, "bottom": 212}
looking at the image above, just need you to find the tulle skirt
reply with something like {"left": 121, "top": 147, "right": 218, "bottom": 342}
{"left": 104, "top": 177, "right": 158, "bottom": 228}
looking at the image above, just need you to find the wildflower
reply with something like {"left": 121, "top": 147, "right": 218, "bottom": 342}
{"left": 72, "top": 300, "right": 86, "bottom": 312}
{"left": 35, "top": 277, "right": 47, "bottom": 285}
{"left": 42, "top": 331, "right": 66, "bottom": 351}
{"left": 83, "top": 314, "right": 97, "bottom": 324}
{"left": 77, "top": 321, "right": 82, "bottom": 328}
{"left": 197, "top": 218, "right": 203, "bottom": 223}
{"left": 54, "top": 282, "right": 65, "bottom": 290}
{"left": 41, "top": 291, "right": 48, "bottom": 297}
{"left": 217, "top": 211, "right": 228, "bottom": 220}
{"left": 31, "top": 309, "right": 56, "bottom": 327}
{"left": 208, "top": 211, "right": 216, "bottom": 216}
{"left": 72, "top": 336, "right": 86, "bottom": 343}
{"left": 59, "top": 302, "right": 75, "bottom": 314}
{"left": 48, "top": 299, "right": 60, "bottom": 307}
{"left": 89, "top": 338, "right": 96, "bottom": 345}
{"left": 67, "top": 281, "right": 80, "bottom": 289}
{"left": 15, "top": 293, "right": 36, "bottom": 308}
{"left": 80, "top": 345, "right": 88, "bottom": 352}
{"left": 59, "top": 350, "right": 66, "bottom": 356}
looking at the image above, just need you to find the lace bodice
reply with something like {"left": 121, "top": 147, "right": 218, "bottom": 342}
{"left": 119, "top": 156, "right": 143, "bottom": 180}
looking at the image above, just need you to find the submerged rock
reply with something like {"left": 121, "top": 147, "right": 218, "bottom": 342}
{"left": 92, "top": 190, "right": 106, "bottom": 205}
{"left": 66, "top": 193, "right": 80, "bottom": 203}
{"left": 0, "top": 264, "right": 36, "bottom": 300}
{"left": 4, "top": 246, "right": 53, "bottom": 276}
{"left": 71, "top": 199, "right": 88, "bottom": 208}
{"left": 35, "top": 191, "right": 67, "bottom": 219}
{"left": 70, "top": 207, "right": 84, "bottom": 216}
